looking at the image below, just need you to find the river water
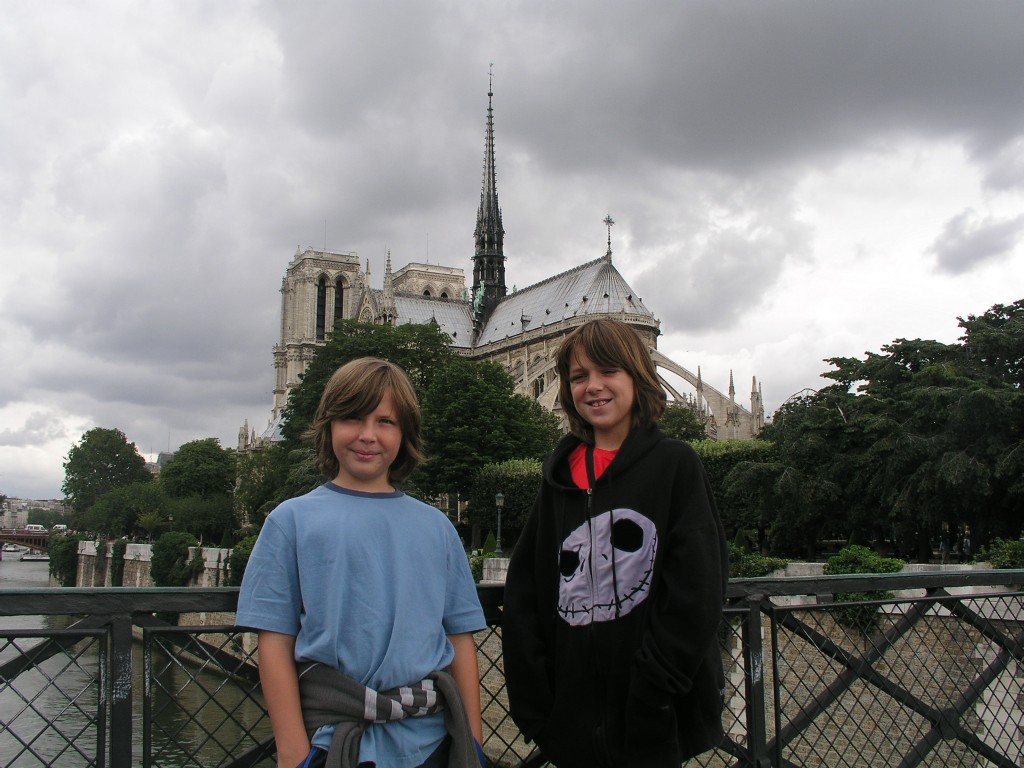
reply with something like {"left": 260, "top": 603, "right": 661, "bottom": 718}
{"left": 0, "top": 556, "right": 273, "bottom": 767}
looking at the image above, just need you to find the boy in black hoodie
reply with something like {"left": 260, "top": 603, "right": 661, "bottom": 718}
{"left": 502, "top": 318, "right": 728, "bottom": 768}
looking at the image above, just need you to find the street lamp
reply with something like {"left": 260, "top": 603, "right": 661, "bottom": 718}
{"left": 494, "top": 492, "right": 504, "bottom": 557}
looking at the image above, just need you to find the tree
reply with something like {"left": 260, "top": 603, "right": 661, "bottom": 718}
{"left": 467, "top": 459, "right": 544, "bottom": 548}
{"left": 226, "top": 534, "right": 259, "bottom": 587}
{"left": 280, "top": 320, "right": 458, "bottom": 446}
{"left": 62, "top": 428, "right": 152, "bottom": 518}
{"left": 415, "top": 358, "right": 560, "bottom": 498}
{"left": 137, "top": 511, "right": 164, "bottom": 542}
{"left": 160, "top": 439, "right": 236, "bottom": 499}
{"left": 272, "top": 320, "right": 559, "bottom": 508}
{"left": 47, "top": 533, "right": 85, "bottom": 587}
{"left": 165, "top": 495, "right": 236, "bottom": 545}
{"left": 83, "top": 481, "right": 166, "bottom": 539}
{"left": 661, "top": 403, "right": 707, "bottom": 442}
{"left": 27, "top": 507, "right": 72, "bottom": 529}
{"left": 158, "top": 438, "right": 237, "bottom": 545}
{"left": 234, "top": 444, "right": 290, "bottom": 531}
{"left": 151, "top": 531, "right": 202, "bottom": 587}
{"left": 734, "top": 299, "right": 1024, "bottom": 562}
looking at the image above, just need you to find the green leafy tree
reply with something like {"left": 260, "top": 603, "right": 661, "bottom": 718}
{"left": 158, "top": 438, "right": 237, "bottom": 544}
{"left": 280, "top": 320, "right": 458, "bottom": 446}
{"left": 151, "top": 531, "right": 203, "bottom": 587}
{"left": 62, "top": 428, "right": 152, "bottom": 520}
{"left": 660, "top": 403, "right": 707, "bottom": 442}
{"left": 83, "top": 481, "right": 165, "bottom": 539}
{"left": 467, "top": 459, "right": 544, "bottom": 549}
{"left": 136, "top": 511, "right": 163, "bottom": 542}
{"left": 692, "top": 439, "right": 789, "bottom": 550}
{"left": 165, "top": 495, "right": 236, "bottom": 545}
{"left": 746, "top": 390, "right": 855, "bottom": 558}
{"left": 724, "top": 300, "right": 1024, "bottom": 562}
{"left": 234, "top": 444, "right": 290, "bottom": 531}
{"left": 160, "top": 438, "right": 236, "bottom": 499}
{"left": 415, "top": 359, "right": 559, "bottom": 498}
{"left": 226, "top": 534, "right": 258, "bottom": 587}
{"left": 27, "top": 508, "right": 72, "bottom": 529}
{"left": 48, "top": 533, "right": 85, "bottom": 587}
{"left": 272, "top": 448, "right": 322, "bottom": 505}
{"left": 821, "top": 326, "right": 1021, "bottom": 558}
{"left": 276, "top": 320, "right": 559, "bottom": 506}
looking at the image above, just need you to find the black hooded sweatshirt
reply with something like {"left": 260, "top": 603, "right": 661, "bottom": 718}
{"left": 502, "top": 425, "right": 728, "bottom": 768}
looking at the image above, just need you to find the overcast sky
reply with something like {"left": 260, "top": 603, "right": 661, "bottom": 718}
{"left": 2, "top": 1, "right": 1023, "bottom": 500}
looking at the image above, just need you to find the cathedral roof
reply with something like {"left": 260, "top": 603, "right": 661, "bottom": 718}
{"left": 394, "top": 294, "right": 476, "bottom": 345}
{"left": 474, "top": 255, "right": 658, "bottom": 345}
{"left": 378, "top": 253, "right": 657, "bottom": 349}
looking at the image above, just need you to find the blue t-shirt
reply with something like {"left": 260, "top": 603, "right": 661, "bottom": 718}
{"left": 236, "top": 483, "right": 485, "bottom": 767}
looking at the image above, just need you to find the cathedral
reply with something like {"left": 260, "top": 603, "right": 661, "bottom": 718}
{"left": 241, "top": 84, "right": 764, "bottom": 450}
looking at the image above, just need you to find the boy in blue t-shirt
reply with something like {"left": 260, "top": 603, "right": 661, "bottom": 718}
{"left": 237, "top": 358, "right": 486, "bottom": 768}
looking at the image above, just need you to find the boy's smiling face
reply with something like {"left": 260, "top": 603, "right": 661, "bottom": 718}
{"left": 568, "top": 350, "right": 636, "bottom": 450}
{"left": 330, "top": 392, "right": 402, "bottom": 492}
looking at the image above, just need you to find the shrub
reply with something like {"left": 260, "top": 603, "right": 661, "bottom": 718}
{"left": 48, "top": 533, "right": 83, "bottom": 587}
{"left": 226, "top": 535, "right": 258, "bottom": 587}
{"left": 981, "top": 538, "right": 1024, "bottom": 569}
{"left": 824, "top": 545, "right": 905, "bottom": 636}
{"left": 151, "top": 531, "right": 203, "bottom": 587}
{"left": 110, "top": 537, "right": 128, "bottom": 587}
{"left": 468, "top": 552, "right": 494, "bottom": 583}
{"left": 468, "top": 459, "right": 543, "bottom": 545}
{"left": 481, "top": 531, "right": 497, "bottom": 555}
{"left": 728, "top": 545, "right": 789, "bottom": 578}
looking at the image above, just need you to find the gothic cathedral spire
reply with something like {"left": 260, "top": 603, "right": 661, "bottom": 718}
{"left": 472, "top": 66, "right": 506, "bottom": 328}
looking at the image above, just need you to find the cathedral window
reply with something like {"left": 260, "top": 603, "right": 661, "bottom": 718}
{"left": 334, "top": 277, "right": 344, "bottom": 324}
{"left": 316, "top": 275, "right": 328, "bottom": 341}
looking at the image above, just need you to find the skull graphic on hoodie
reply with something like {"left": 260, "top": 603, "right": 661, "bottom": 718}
{"left": 557, "top": 508, "right": 657, "bottom": 626}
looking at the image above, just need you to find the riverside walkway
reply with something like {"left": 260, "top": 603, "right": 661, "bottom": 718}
{"left": 2, "top": 569, "right": 1024, "bottom": 767}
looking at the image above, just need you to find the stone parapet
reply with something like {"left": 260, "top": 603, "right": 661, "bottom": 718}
{"left": 76, "top": 540, "right": 231, "bottom": 589}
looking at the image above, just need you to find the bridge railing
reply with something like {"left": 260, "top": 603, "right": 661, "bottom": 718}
{"left": 2, "top": 570, "right": 1024, "bottom": 767}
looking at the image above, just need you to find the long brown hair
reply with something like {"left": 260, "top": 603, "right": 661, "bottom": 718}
{"left": 556, "top": 318, "right": 666, "bottom": 443}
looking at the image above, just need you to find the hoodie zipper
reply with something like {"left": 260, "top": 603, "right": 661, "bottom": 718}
{"left": 585, "top": 487, "right": 595, "bottom": 625}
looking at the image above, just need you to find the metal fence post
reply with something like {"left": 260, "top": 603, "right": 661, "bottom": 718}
{"left": 108, "top": 613, "right": 134, "bottom": 768}
{"left": 743, "top": 594, "right": 772, "bottom": 767}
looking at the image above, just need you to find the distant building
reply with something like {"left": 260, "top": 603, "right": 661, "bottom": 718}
{"left": 1, "top": 498, "right": 69, "bottom": 529}
{"left": 242, "top": 82, "right": 764, "bottom": 450}
{"left": 145, "top": 451, "right": 176, "bottom": 477}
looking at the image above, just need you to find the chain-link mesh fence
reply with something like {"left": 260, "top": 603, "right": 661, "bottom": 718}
{"left": 3, "top": 575, "right": 1024, "bottom": 767}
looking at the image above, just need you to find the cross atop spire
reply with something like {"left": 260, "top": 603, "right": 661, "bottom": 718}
{"left": 604, "top": 214, "right": 615, "bottom": 260}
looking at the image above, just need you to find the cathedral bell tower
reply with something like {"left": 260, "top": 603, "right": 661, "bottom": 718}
{"left": 471, "top": 68, "right": 506, "bottom": 332}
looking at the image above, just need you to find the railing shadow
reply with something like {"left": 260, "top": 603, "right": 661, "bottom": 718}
{"left": 2, "top": 571, "right": 1024, "bottom": 767}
